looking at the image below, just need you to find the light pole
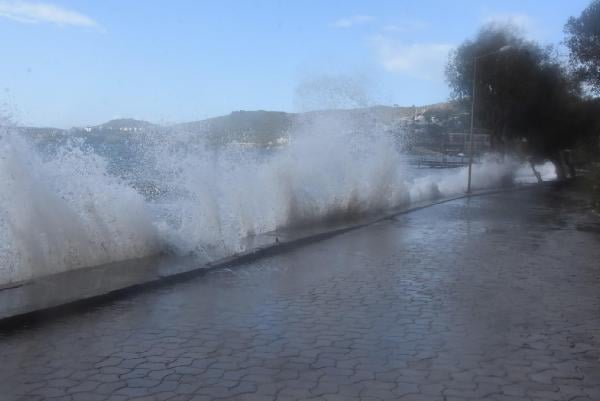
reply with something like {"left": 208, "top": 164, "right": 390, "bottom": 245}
{"left": 466, "top": 45, "right": 513, "bottom": 194}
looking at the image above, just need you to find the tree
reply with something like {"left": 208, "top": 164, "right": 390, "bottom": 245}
{"left": 446, "top": 25, "right": 588, "bottom": 179}
{"left": 446, "top": 27, "right": 551, "bottom": 150}
{"left": 565, "top": 0, "right": 600, "bottom": 95}
{"left": 517, "top": 64, "right": 586, "bottom": 179}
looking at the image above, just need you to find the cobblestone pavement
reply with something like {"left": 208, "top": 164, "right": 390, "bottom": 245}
{"left": 2, "top": 187, "right": 600, "bottom": 401}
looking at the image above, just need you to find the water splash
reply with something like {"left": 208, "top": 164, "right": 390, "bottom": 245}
{"left": 0, "top": 124, "right": 160, "bottom": 284}
{"left": 0, "top": 112, "right": 554, "bottom": 285}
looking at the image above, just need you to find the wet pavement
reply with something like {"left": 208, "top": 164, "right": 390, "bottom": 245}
{"left": 1, "top": 186, "right": 600, "bottom": 401}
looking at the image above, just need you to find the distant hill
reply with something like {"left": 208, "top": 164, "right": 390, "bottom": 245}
{"left": 90, "top": 118, "right": 157, "bottom": 132}
{"left": 175, "top": 110, "right": 295, "bottom": 147}
{"left": 171, "top": 105, "right": 447, "bottom": 147}
{"left": 13, "top": 102, "right": 466, "bottom": 150}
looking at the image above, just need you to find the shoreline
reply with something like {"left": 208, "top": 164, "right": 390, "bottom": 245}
{"left": 0, "top": 182, "right": 547, "bottom": 325}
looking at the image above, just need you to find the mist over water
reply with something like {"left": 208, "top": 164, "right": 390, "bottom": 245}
{"left": 0, "top": 110, "right": 555, "bottom": 286}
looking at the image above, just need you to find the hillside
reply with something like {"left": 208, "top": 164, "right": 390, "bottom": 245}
{"left": 95, "top": 118, "right": 156, "bottom": 131}
{"left": 14, "top": 102, "right": 467, "bottom": 151}
{"left": 175, "top": 110, "right": 295, "bottom": 147}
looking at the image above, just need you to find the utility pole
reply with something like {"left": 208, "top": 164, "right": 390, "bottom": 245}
{"left": 467, "top": 45, "right": 513, "bottom": 194}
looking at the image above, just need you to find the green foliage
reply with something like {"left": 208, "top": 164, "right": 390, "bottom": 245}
{"left": 565, "top": 0, "right": 600, "bottom": 94}
{"left": 445, "top": 25, "right": 595, "bottom": 169}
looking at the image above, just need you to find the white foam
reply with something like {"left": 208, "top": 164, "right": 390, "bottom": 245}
{"left": 0, "top": 115, "right": 555, "bottom": 285}
{"left": 0, "top": 127, "right": 160, "bottom": 284}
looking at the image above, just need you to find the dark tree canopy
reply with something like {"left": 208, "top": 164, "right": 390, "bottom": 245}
{"left": 446, "top": 25, "right": 595, "bottom": 176}
{"left": 565, "top": 0, "right": 600, "bottom": 94}
{"left": 445, "top": 27, "right": 540, "bottom": 101}
{"left": 446, "top": 26, "right": 562, "bottom": 146}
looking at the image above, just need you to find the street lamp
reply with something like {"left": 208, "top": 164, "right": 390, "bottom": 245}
{"left": 466, "top": 45, "right": 513, "bottom": 194}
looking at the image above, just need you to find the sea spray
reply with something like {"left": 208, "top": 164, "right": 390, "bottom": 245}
{"left": 0, "top": 126, "right": 160, "bottom": 285}
{"left": 0, "top": 112, "right": 554, "bottom": 285}
{"left": 141, "top": 111, "right": 411, "bottom": 258}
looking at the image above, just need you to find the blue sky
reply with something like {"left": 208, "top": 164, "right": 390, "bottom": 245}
{"left": 0, "top": 0, "right": 591, "bottom": 127}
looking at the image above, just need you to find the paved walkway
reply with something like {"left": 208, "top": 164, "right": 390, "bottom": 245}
{"left": 1, "top": 186, "right": 600, "bottom": 401}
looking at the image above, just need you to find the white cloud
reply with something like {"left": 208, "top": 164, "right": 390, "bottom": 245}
{"left": 0, "top": 1, "right": 96, "bottom": 27}
{"left": 372, "top": 35, "right": 453, "bottom": 81}
{"left": 332, "top": 15, "right": 375, "bottom": 29}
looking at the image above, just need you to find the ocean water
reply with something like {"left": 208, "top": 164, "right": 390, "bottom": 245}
{"left": 0, "top": 115, "right": 555, "bottom": 285}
